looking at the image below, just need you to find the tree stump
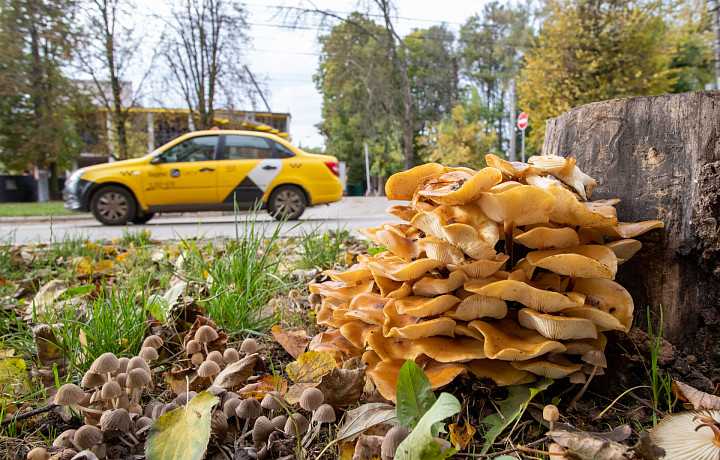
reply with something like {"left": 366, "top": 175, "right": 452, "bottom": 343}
{"left": 542, "top": 91, "right": 720, "bottom": 375}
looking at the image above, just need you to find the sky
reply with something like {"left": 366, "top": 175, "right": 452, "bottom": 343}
{"left": 137, "top": 0, "right": 491, "bottom": 149}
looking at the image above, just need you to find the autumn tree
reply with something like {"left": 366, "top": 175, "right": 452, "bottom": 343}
{"left": 0, "top": 0, "right": 80, "bottom": 198}
{"left": 162, "top": 0, "right": 252, "bottom": 130}
{"left": 76, "top": 0, "right": 153, "bottom": 159}
{"left": 518, "top": 0, "right": 678, "bottom": 150}
{"left": 459, "top": 1, "right": 532, "bottom": 154}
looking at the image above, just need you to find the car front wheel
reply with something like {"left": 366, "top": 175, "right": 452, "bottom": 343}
{"left": 90, "top": 186, "right": 137, "bottom": 225}
{"left": 131, "top": 212, "right": 155, "bottom": 224}
{"left": 267, "top": 185, "right": 307, "bottom": 220}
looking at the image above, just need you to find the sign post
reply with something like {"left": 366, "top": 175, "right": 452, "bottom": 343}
{"left": 517, "top": 112, "right": 528, "bottom": 162}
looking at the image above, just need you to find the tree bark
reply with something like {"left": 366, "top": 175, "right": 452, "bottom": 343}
{"left": 542, "top": 91, "right": 720, "bottom": 375}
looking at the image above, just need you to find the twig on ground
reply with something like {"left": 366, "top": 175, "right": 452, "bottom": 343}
{"left": 1, "top": 404, "right": 57, "bottom": 427}
{"left": 454, "top": 436, "right": 550, "bottom": 458}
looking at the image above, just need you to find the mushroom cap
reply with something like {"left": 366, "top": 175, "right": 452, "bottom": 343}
{"left": 485, "top": 154, "right": 535, "bottom": 181}
{"left": 223, "top": 398, "right": 241, "bottom": 418}
{"left": 373, "top": 229, "right": 421, "bottom": 262}
{"left": 395, "top": 294, "right": 461, "bottom": 318}
{"left": 416, "top": 236, "right": 465, "bottom": 265}
{"left": 339, "top": 322, "right": 379, "bottom": 349}
{"left": 605, "top": 239, "right": 642, "bottom": 264}
{"left": 195, "top": 325, "right": 219, "bottom": 344}
{"left": 444, "top": 294, "right": 508, "bottom": 321}
{"left": 142, "top": 335, "right": 163, "bottom": 350}
{"left": 252, "top": 416, "right": 275, "bottom": 446}
{"left": 284, "top": 413, "right": 310, "bottom": 437}
{"left": 469, "top": 316, "right": 566, "bottom": 361}
{"left": 417, "top": 167, "right": 502, "bottom": 205}
{"left": 526, "top": 245, "right": 618, "bottom": 280}
{"left": 366, "top": 357, "right": 466, "bottom": 402}
{"left": 207, "top": 350, "right": 224, "bottom": 366}
{"left": 563, "top": 335, "right": 608, "bottom": 355}
{"left": 387, "top": 317, "right": 456, "bottom": 340}
{"left": 446, "top": 254, "right": 509, "bottom": 279}
{"left": 651, "top": 411, "right": 720, "bottom": 459}
{"left": 126, "top": 368, "right": 151, "bottom": 389}
{"left": 599, "top": 220, "right": 664, "bottom": 239}
{"left": 582, "top": 363, "right": 605, "bottom": 375}
{"left": 185, "top": 339, "right": 201, "bottom": 355}
{"left": 510, "top": 357, "right": 583, "bottom": 379}
{"left": 413, "top": 271, "right": 468, "bottom": 297}
{"left": 369, "top": 270, "right": 413, "bottom": 299}
{"left": 478, "top": 184, "right": 555, "bottom": 227}
{"left": 543, "top": 404, "right": 560, "bottom": 422}
{"left": 80, "top": 372, "right": 106, "bottom": 389}
{"left": 223, "top": 348, "right": 240, "bottom": 364}
{"left": 527, "top": 154, "right": 596, "bottom": 200}
{"left": 514, "top": 226, "right": 579, "bottom": 250}
{"left": 116, "top": 372, "right": 128, "bottom": 388}
{"left": 466, "top": 359, "right": 535, "bottom": 386}
{"left": 517, "top": 308, "right": 598, "bottom": 340}
{"left": 271, "top": 414, "right": 288, "bottom": 429}
{"left": 365, "top": 331, "right": 423, "bottom": 362}
{"left": 74, "top": 425, "right": 103, "bottom": 450}
{"left": 89, "top": 352, "right": 119, "bottom": 375}
{"left": 117, "top": 356, "right": 129, "bottom": 374}
{"left": 52, "top": 429, "right": 77, "bottom": 448}
{"left": 299, "top": 387, "right": 324, "bottom": 412}
{"left": 135, "top": 416, "right": 154, "bottom": 432}
{"left": 100, "top": 380, "right": 122, "bottom": 401}
{"left": 528, "top": 180, "right": 617, "bottom": 227}
{"left": 344, "top": 293, "right": 391, "bottom": 326}
{"left": 469, "top": 279, "right": 584, "bottom": 313}
{"left": 572, "top": 278, "right": 634, "bottom": 332}
{"left": 384, "top": 162, "right": 447, "bottom": 200}
{"left": 161, "top": 402, "right": 180, "bottom": 416}
{"left": 433, "top": 203, "right": 500, "bottom": 247}
{"left": 310, "top": 279, "right": 375, "bottom": 301}
{"left": 236, "top": 397, "right": 262, "bottom": 420}
{"left": 381, "top": 426, "right": 410, "bottom": 458}
{"left": 26, "top": 447, "right": 49, "bottom": 460}
{"left": 413, "top": 336, "right": 487, "bottom": 362}
{"left": 55, "top": 383, "right": 85, "bottom": 406}
{"left": 368, "top": 258, "right": 443, "bottom": 282}
{"left": 308, "top": 328, "right": 363, "bottom": 365}
{"left": 198, "top": 360, "right": 222, "bottom": 378}
{"left": 411, "top": 212, "right": 497, "bottom": 260}
{"left": 326, "top": 263, "right": 373, "bottom": 284}
{"left": 569, "top": 371, "right": 587, "bottom": 384}
{"left": 313, "top": 404, "right": 336, "bottom": 423}
{"left": 582, "top": 349, "right": 607, "bottom": 368}
{"left": 191, "top": 353, "right": 204, "bottom": 366}
{"left": 386, "top": 204, "right": 417, "bottom": 221}
{"left": 211, "top": 411, "right": 229, "bottom": 437}
{"left": 577, "top": 227, "right": 605, "bottom": 245}
{"left": 126, "top": 356, "right": 151, "bottom": 374}
{"left": 261, "top": 391, "right": 285, "bottom": 411}
{"left": 100, "top": 408, "right": 131, "bottom": 432}
{"left": 138, "top": 346, "right": 159, "bottom": 362}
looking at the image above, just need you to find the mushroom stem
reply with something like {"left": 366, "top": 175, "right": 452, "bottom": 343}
{"left": 203, "top": 343, "right": 209, "bottom": 356}
{"left": 71, "top": 404, "right": 104, "bottom": 415}
{"left": 241, "top": 418, "right": 250, "bottom": 437}
{"left": 301, "top": 422, "right": 321, "bottom": 450}
{"left": 503, "top": 221, "right": 514, "bottom": 267}
{"left": 568, "top": 365, "right": 597, "bottom": 410}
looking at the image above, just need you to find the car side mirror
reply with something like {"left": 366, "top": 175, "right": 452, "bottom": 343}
{"left": 150, "top": 155, "right": 165, "bottom": 165}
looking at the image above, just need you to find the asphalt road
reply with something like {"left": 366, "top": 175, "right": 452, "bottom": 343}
{"left": 0, "top": 197, "right": 402, "bottom": 244}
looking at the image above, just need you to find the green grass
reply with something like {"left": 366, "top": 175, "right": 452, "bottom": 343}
{"left": 297, "top": 227, "right": 350, "bottom": 270}
{"left": 0, "top": 201, "right": 81, "bottom": 217}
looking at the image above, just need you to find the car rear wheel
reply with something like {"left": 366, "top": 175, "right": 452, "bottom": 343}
{"left": 131, "top": 212, "right": 155, "bottom": 224}
{"left": 90, "top": 186, "right": 137, "bottom": 226}
{"left": 267, "top": 185, "right": 307, "bottom": 220}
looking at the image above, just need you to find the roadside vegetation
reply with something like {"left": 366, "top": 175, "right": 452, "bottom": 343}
{"left": 0, "top": 202, "right": 80, "bottom": 217}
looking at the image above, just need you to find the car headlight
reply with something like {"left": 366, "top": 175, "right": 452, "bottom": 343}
{"left": 67, "top": 169, "right": 85, "bottom": 184}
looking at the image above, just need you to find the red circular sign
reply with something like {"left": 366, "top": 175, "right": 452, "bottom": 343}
{"left": 517, "top": 112, "right": 528, "bottom": 130}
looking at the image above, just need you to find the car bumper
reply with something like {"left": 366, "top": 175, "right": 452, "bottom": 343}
{"left": 63, "top": 179, "right": 94, "bottom": 212}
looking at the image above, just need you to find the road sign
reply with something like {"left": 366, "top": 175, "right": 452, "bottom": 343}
{"left": 517, "top": 112, "right": 528, "bottom": 130}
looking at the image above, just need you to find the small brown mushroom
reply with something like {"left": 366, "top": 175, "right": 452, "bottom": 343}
{"left": 240, "top": 338, "right": 259, "bottom": 354}
{"left": 89, "top": 353, "right": 120, "bottom": 382}
{"left": 261, "top": 391, "right": 285, "bottom": 418}
{"left": 195, "top": 325, "right": 219, "bottom": 355}
{"left": 251, "top": 415, "right": 275, "bottom": 447}
{"left": 206, "top": 350, "right": 224, "bottom": 366}
{"left": 26, "top": 447, "right": 49, "bottom": 460}
{"left": 100, "top": 381, "right": 122, "bottom": 409}
{"left": 303, "top": 404, "right": 336, "bottom": 448}
{"left": 569, "top": 349, "right": 608, "bottom": 409}
{"left": 223, "top": 398, "right": 241, "bottom": 431}
{"left": 543, "top": 404, "right": 560, "bottom": 431}
{"left": 191, "top": 353, "right": 204, "bottom": 367}
{"left": 185, "top": 339, "right": 201, "bottom": 355}
{"left": 138, "top": 347, "right": 159, "bottom": 362}
{"left": 126, "top": 368, "right": 151, "bottom": 405}
{"left": 381, "top": 426, "right": 409, "bottom": 460}
{"left": 74, "top": 425, "right": 103, "bottom": 451}
{"left": 223, "top": 348, "right": 239, "bottom": 364}
{"left": 236, "top": 397, "right": 263, "bottom": 436}
{"left": 284, "top": 413, "right": 309, "bottom": 438}
{"left": 198, "top": 360, "right": 221, "bottom": 380}
{"left": 53, "top": 429, "right": 80, "bottom": 450}
{"left": 142, "top": 335, "right": 163, "bottom": 350}
{"left": 299, "top": 387, "right": 324, "bottom": 412}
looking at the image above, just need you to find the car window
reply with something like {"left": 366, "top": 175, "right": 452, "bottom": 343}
{"left": 272, "top": 141, "right": 296, "bottom": 158}
{"left": 162, "top": 136, "right": 217, "bottom": 163}
{"left": 223, "top": 135, "right": 273, "bottom": 160}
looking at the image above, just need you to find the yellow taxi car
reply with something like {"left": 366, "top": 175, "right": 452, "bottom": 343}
{"left": 63, "top": 130, "right": 343, "bottom": 225}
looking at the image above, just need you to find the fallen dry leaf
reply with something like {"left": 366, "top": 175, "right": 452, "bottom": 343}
{"left": 352, "top": 434, "right": 383, "bottom": 460}
{"left": 549, "top": 430, "right": 630, "bottom": 460}
{"left": 27, "top": 280, "right": 67, "bottom": 318}
{"left": 212, "top": 353, "right": 261, "bottom": 390}
{"left": 316, "top": 358, "right": 366, "bottom": 407}
{"left": 238, "top": 374, "right": 288, "bottom": 399}
{"left": 449, "top": 421, "right": 476, "bottom": 450}
{"left": 672, "top": 380, "right": 720, "bottom": 410}
{"left": 31, "top": 324, "right": 69, "bottom": 387}
{"left": 285, "top": 350, "right": 336, "bottom": 404}
{"left": 271, "top": 325, "right": 309, "bottom": 359}
{"left": 166, "top": 367, "right": 200, "bottom": 394}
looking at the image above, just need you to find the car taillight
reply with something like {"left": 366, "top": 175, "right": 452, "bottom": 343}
{"left": 324, "top": 161, "right": 340, "bottom": 177}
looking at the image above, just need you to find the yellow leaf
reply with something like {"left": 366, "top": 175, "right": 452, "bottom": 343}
{"left": 72, "top": 257, "right": 93, "bottom": 275}
{"left": 104, "top": 245, "right": 118, "bottom": 255}
{"left": 285, "top": 350, "right": 336, "bottom": 404}
{"left": 449, "top": 421, "right": 476, "bottom": 449}
{"left": 115, "top": 253, "right": 130, "bottom": 262}
{"left": 86, "top": 242, "right": 97, "bottom": 250}
{"left": 94, "top": 260, "right": 115, "bottom": 273}
{"left": 0, "top": 356, "right": 31, "bottom": 397}
{"left": 112, "top": 238, "right": 121, "bottom": 244}
{"left": 145, "top": 391, "right": 219, "bottom": 460}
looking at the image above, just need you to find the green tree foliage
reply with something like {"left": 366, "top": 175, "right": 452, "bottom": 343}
{"left": 666, "top": 0, "right": 715, "bottom": 92}
{"left": 459, "top": 2, "right": 532, "bottom": 153}
{"left": 0, "top": 0, "right": 81, "bottom": 198}
{"left": 518, "top": 0, "right": 679, "bottom": 151}
{"left": 315, "top": 13, "right": 403, "bottom": 190}
{"left": 418, "top": 91, "right": 497, "bottom": 170}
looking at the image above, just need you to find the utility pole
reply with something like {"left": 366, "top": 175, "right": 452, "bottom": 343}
{"left": 244, "top": 65, "right": 272, "bottom": 113}
{"left": 508, "top": 78, "right": 517, "bottom": 161}
{"left": 711, "top": 0, "right": 720, "bottom": 88}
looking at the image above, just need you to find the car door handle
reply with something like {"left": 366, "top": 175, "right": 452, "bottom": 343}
{"left": 199, "top": 167, "right": 215, "bottom": 172}
{"left": 262, "top": 165, "right": 277, "bottom": 170}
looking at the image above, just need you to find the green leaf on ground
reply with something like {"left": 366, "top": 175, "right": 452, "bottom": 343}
{"left": 145, "top": 391, "right": 219, "bottom": 460}
{"left": 481, "top": 378, "right": 553, "bottom": 454}
{"left": 394, "top": 392, "right": 460, "bottom": 460}
{"left": 396, "top": 359, "right": 437, "bottom": 432}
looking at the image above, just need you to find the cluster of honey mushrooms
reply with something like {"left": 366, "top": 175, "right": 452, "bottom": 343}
{"left": 309, "top": 154, "right": 664, "bottom": 402}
